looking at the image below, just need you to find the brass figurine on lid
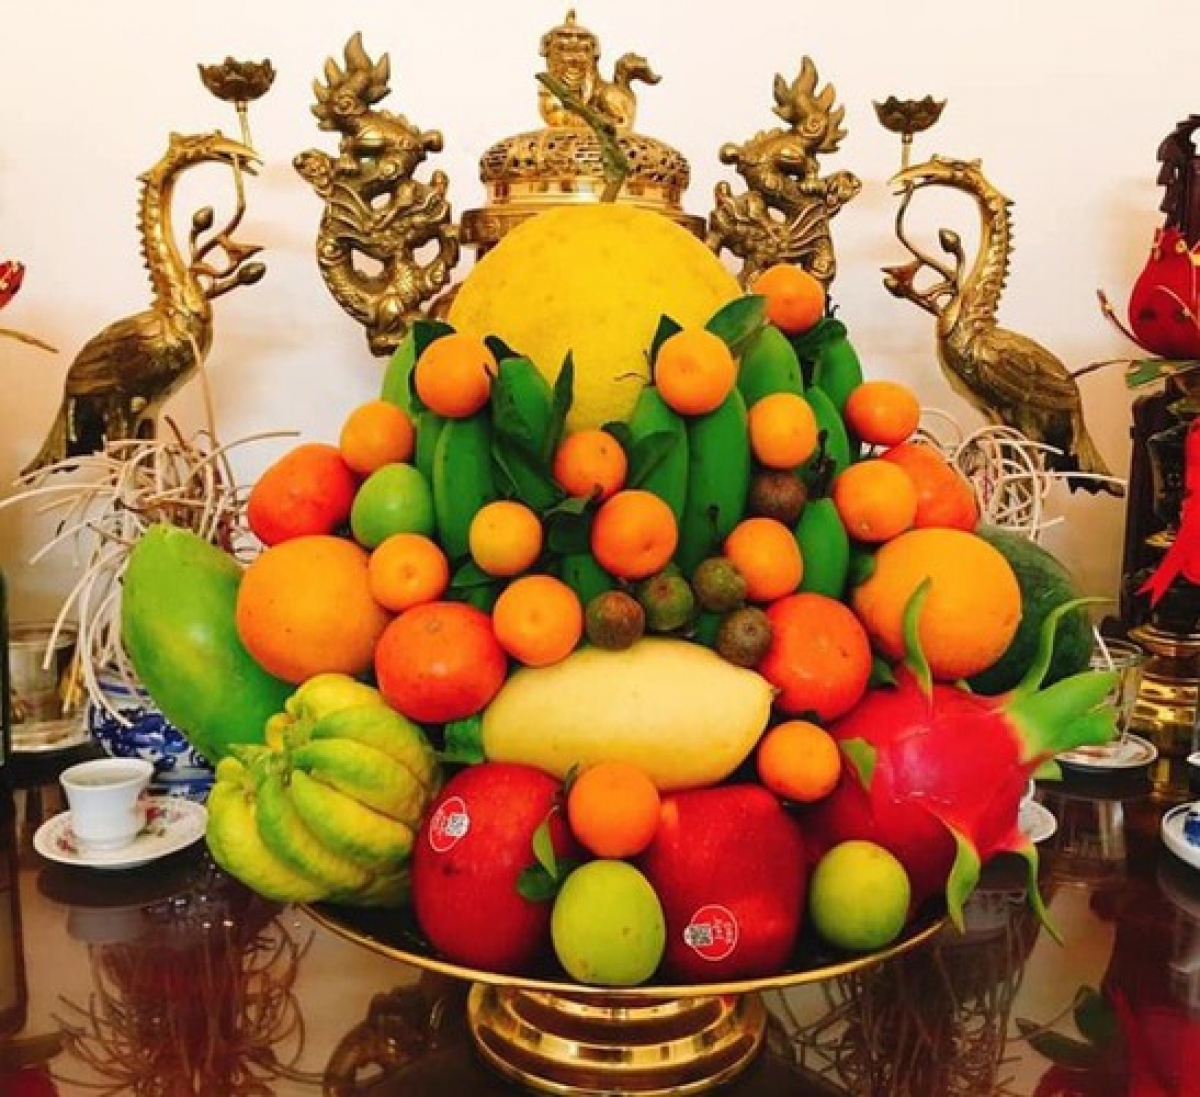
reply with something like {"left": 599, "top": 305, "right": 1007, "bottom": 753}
{"left": 460, "top": 10, "right": 701, "bottom": 253}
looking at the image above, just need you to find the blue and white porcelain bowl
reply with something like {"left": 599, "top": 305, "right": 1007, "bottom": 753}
{"left": 87, "top": 671, "right": 215, "bottom": 802}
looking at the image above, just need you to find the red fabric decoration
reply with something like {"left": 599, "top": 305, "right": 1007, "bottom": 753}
{"left": 1141, "top": 414, "right": 1200, "bottom": 605}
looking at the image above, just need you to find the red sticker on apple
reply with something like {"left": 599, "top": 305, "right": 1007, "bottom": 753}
{"left": 427, "top": 795, "right": 470, "bottom": 853}
{"left": 682, "top": 904, "right": 739, "bottom": 962}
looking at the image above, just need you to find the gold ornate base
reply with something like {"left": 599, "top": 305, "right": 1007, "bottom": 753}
{"left": 468, "top": 984, "right": 767, "bottom": 1096}
{"left": 1129, "top": 622, "right": 1200, "bottom": 758}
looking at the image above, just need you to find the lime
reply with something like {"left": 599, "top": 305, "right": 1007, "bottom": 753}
{"left": 551, "top": 860, "right": 665, "bottom": 986}
{"left": 808, "top": 840, "right": 911, "bottom": 952}
{"left": 349, "top": 463, "right": 435, "bottom": 549}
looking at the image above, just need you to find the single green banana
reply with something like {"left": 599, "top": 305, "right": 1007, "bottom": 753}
{"left": 677, "top": 388, "right": 751, "bottom": 575}
{"left": 557, "top": 551, "right": 616, "bottom": 606}
{"left": 737, "top": 325, "right": 805, "bottom": 406}
{"left": 379, "top": 327, "right": 419, "bottom": 413}
{"left": 290, "top": 738, "right": 428, "bottom": 823}
{"left": 288, "top": 768, "right": 415, "bottom": 872}
{"left": 801, "top": 386, "right": 854, "bottom": 490}
{"left": 812, "top": 331, "right": 864, "bottom": 415}
{"left": 307, "top": 703, "right": 439, "bottom": 793}
{"left": 254, "top": 768, "right": 373, "bottom": 895}
{"left": 626, "top": 385, "right": 689, "bottom": 523}
{"left": 432, "top": 411, "right": 498, "bottom": 560}
{"left": 413, "top": 409, "right": 447, "bottom": 484}
{"left": 491, "top": 357, "right": 560, "bottom": 510}
{"left": 794, "top": 496, "right": 852, "bottom": 600}
{"left": 205, "top": 780, "right": 327, "bottom": 904}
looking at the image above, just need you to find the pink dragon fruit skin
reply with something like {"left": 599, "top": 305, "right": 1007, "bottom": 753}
{"left": 800, "top": 586, "right": 1117, "bottom": 934}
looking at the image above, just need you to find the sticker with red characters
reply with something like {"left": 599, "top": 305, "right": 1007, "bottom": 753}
{"left": 427, "top": 795, "right": 471, "bottom": 853}
{"left": 682, "top": 904, "right": 739, "bottom": 962}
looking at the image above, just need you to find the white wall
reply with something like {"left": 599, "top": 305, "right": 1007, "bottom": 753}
{"left": 0, "top": 0, "right": 1187, "bottom": 620}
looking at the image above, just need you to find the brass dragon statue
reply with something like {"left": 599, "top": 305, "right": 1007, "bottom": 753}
{"left": 707, "top": 57, "right": 861, "bottom": 290}
{"left": 24, "top": 131, "right": 264, "bottom": 476}
{"left": 883, "top": 155, "right": 1122, "bottom": 495}
{"left": 294, "top": 33, "right": 460, "bottom": 357}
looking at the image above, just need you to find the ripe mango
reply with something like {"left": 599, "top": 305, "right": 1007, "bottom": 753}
{"left": 480, "top": 638, "right": 775, "bottom": 791}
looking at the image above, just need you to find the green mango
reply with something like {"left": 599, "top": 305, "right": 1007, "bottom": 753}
{"left": 120, "top": 524, "right": 292, "bottom": 761}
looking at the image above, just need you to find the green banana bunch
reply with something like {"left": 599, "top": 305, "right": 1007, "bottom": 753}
{"left": 794, "top": 496, "right": 851, "bottom": 600}
{"left": 737, "top": 325, "right": 805, "bottom": 407}
{"left": 491, "top": 356, "right": 560, "bottom": 511}
{"left": 627, "top": 385, "right": 689, "bottom": 523}
{"left": 413, "top": 409, "right": 447, "bottom": 484}
{"left": 380, "top": 327, "right": 418, "bottom": 413}
{"left": 204, "top": 680, "right": 440, "bottom": 910}
{"left": 676, "top": 388, "right": 752, "bottom": 575}
{"left": 811, "top": 328, "right": 864, "bottom": 414}
{"left": 432, "top": 411, "right": 499, "bottom": 561}
{"left": 801, "top": 386, "right": 854, "bottom": 491}
{"left": 557, "top": 550, "right": 616, "bottom": 606}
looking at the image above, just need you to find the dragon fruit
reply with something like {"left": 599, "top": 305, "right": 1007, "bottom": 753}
{"left": 801, "top": 583, "right": 1117, "bottom": 935}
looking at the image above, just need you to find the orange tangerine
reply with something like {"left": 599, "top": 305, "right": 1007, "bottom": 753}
{"left": 552, "top": 429, "right": 628, "bottom": 501}
{"left": 750, "top": 264, "right": 826, "bottom": 335}
{"left": 339, "top": 399, "right": 416, "bottom": 475}
{"left": 590, "top": 489, "right": 679, "bottom": 581}
{"left": 492, "top": 574, "right": 583, "bottom": 667}
{"left": 413, "top": 332, "right": 497, "bottom": 418}
{"left": 469, "top": 499, "right": 544, "bottom": 577}
{"left": 843, "top": 380, "right": 922, "bottom": 448}
{"left": 567, "top": 760, "right": 662, "bottom": 858}
{"left": 723, "top": 516, "right": 804, "bottom": 603}
{"left": 654, "top": 328, "right": 737, "bottom": 416}
{"left": 367, "top": 533, "right": 450, "bottom": 612}
{"left": 747, "top": 392, "right": 820, "bottom": 469}
{"left": 831, "top": 459, "right": 918, "bottom": 543}
{"left": 756, "top": 719, "right": 842, "bottom": 803}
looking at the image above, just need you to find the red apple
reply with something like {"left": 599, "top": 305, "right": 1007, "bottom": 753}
{"left": 411, "top": 761, "right": 578, "bottom": 974}
{"left": 637, "top": 784, "right": 806, "bottom": 982}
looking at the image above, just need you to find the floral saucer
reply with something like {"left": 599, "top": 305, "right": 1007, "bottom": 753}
{"left": 1057, "top": 733, "right": 1158, "bottom": 772}
{"left": 33, "top": 796, "right": 207, "bottom": 871}
{"left": 1161, "top": 802, "right": 1200, "bottom": 873}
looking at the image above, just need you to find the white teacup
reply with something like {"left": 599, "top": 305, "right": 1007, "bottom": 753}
{"left": 60, "top": 757, "right": 154, "bottom": 852}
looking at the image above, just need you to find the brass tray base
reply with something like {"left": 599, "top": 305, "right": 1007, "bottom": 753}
{"left": 305, "top": 902, "right": 946, "bottom": 1096}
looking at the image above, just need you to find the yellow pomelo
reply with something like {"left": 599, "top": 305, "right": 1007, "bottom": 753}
{"left": 448, "top": 205, "right": 741, "bottom": 431}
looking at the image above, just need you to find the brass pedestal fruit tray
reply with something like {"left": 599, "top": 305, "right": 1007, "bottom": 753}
{"left": 306, "top": 901, "right": 946, "bottom": 1096}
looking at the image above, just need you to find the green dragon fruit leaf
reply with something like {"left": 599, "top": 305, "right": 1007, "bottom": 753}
{"left": 1015, "top": 840, "right": 1061, "bottom": 944}
{"left": 900, "top": 579, "right": 934, "bottom": 695}
{"left": 945, "top": 827, "right": 982, "bottom": 932}
{"left": 1013, "top": 596, "right": 1111, "bottom": 697}
{"left": 840, "top": 738, "right": 877, "bottom": 788}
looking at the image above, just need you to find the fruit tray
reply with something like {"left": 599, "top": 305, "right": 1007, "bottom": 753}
{"left": 304, "top": 895, "right": 948, "bottom": 997}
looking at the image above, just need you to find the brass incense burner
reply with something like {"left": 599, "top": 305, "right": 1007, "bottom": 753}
{"left": 297, "top": 12, "right": 860, "bottom": 355}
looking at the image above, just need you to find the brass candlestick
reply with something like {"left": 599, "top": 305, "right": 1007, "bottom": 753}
{"left": 874, "top": 95, "right": 946, "bottom": 170}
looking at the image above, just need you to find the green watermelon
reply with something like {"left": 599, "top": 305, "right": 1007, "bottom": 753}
{"left": 967, "top": 526, "right": 1093, "bottom": 695}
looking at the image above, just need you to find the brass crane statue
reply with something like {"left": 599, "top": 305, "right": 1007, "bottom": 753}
{"left": 883, "top": 155, "right": 1122, "bottom": 495}
{"left": 23, "top": 131, "right": 263, "bottom": 476}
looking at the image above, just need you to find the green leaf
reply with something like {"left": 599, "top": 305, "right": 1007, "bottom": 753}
{"left": 1014, "top": 1020, "right": 1102, "bottom": 1070}
{"left": 603, "top": 420, "right": 633, "bottom": 451}
{"left": 485, "top": 334, "right": 521, "bottom": 362}
{"left": 531, "top": 814, "right": 559, "bottom": 879}
{"left": 450, "top": 559, "right": 497, "bottom": 591}
{"left": 648, "top": 314, "right": 683, "bottom": 367}
{"left": 412, "top": 318, "right": 456, "bottom": 358}
{"left": 440, "top": 716, "right": 485, "bottom": 765}
{"left": 546, "top": 353, "right": 576, "bottom": 459}
{"left": 705, "top": 294, "right": 767, "bottom": 353}
{"left": 789, "top": 316, "right": 848, "bottom": 357}
{"left": 516, "top": 864, "right": 560, "bottom": 903}
{"left": 867, "top": 655, "right": 896, "bottom": 688}
{"left": 545, "top": 504, "right": 594, "bottom": 555}
{"left": 627, "top": 430, "right": 680, "bottom": 489}
{"left": 1073, "top": 986, "right": 1121, "bottom": 1050}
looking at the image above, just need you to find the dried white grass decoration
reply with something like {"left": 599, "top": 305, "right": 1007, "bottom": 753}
{"left": 916, "top": 410, "right": 1126, "bottom": 542}
{"left": 1, "top": 424, "right": 290, "bottom": 722}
